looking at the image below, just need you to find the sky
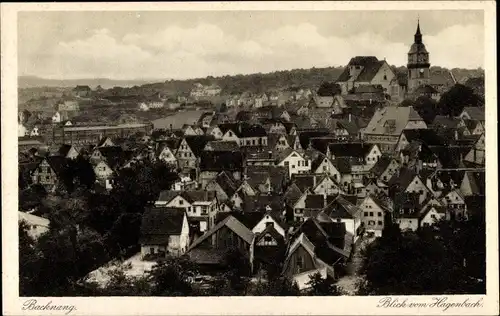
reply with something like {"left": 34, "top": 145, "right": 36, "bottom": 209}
{"left": 18, "top": 10, "right": 484, "bottom": 80}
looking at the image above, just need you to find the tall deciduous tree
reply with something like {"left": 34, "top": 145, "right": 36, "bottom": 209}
{"left": 438, "top": 84, "right": 482, "bottom": 117}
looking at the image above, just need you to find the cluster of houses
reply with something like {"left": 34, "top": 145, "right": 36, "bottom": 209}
{"left": 18, "top": 86, "right": 486, "bottom": 289}
{"left": 18, "top": 21, "right": 487, "bottom": 292}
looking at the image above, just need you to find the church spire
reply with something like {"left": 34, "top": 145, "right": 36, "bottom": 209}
{"left": 414, "top": 18, "right": 422, "bottom": 44}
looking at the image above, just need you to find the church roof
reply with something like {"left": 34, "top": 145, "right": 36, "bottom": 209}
{"left": 336, "top": 57, "right": 385, "bottom": 83}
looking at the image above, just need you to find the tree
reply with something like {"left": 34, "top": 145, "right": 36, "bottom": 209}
{"left": 359, "top": 218, "right": 485, "bottom": 295}
{"left": 251, "top": 277, "right": 301, "bottom": 296}
{"left": 438, "top": 84, "right": 482, "bottom": 117}
{"left": 306, "top": 272, "right": 341, "bottom": 296}
{"left": 147, "top": 257, "right": 197, "bottom": 296}
{"left": 413, "top": 96, "right": 438, "bottom": 124}
{"left": 222, "top": 247, "right": 252, "bottom": 295}
{"left": 317, "top": 82, "right": 341, "bottom": 96}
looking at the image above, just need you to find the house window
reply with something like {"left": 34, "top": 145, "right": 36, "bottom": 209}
{"left": 284, "top": 161, "right": 289, "bottom": 167}
{"left": 383, "top": 75, "right": 387, "bottom": 80}
{"left": 297, "top": 256, "right": 303, "bottom": 271}
{"left": 378, "top": 221, "right": 383, "bottom": 225}
{"left": 323, "top": 165, "right": 327, "bottom": 171}
{"left": 264, "top": 236, "right": 273, "bottom": 242}
{"left": 292, "top": 165, "right": 296, "bottom": 169}
{"left": 369, "top": 212, "right": 374, "bottom": 216}
{"left": 304, "top": 160, "right": 309, "bottom": 167}
{"left": 378, "top": 212, "right": 382, "bottom": 217}
{"left": 364, "top": 212, "right": 369, "bottom": 217}
{"left": 179, "top": 200, "right": 184, "bottom": 205}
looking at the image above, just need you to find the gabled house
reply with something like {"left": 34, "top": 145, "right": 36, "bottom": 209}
{"left": 363, "top": 106, "right": 427, "bottom": 152}
{"left": 206, "top": 126, "right": 224, "bottom": 140}
{"left": 57, "top": 144, "right": 80, "bottom": 159}
{"left": 440, "top": 188, "right": 468, "bottom": 221}
{"left": 219, "top": 123, "right": 268, "bottom": 148}
{"left": 311, "top": 154, "right": 342, "bottom": 182}
{"left": 419, "top": 203, "right": 447, "bottom": 227}
{"left": 388, "top": 167, "right": 432, "bottom": 204}
{"left": 335, "top": 56, "right": 396, "bottom": 94}
{"left": 19, "top": 211, "right": 50, "bottom": 240}
{"left": 463, "top": 133, "right": 485, "bottom": 166}
{"left": 460, "top": 170, "right": 485, "bottom": 197}
{"left": 92, "top": 160, "right": 115, "bottom": 190}
{"left": 205, "top": 171, "right": 238, "bottom": 202}
{"left": 327, "top": 142, "right": 381, "bottom": 165}
{"left": 369, "top": 155, "right": 400, "bottom": 183}
{"left": 394, "top": 129, "right": 445, "bottom": 153}
{"left": 155, "top": 144, "right": 178, "bottom": 166}
{"left": 31, "top": 156, "right": 68, "bottom": 192}
{"left": 186, "top": 215, "right": 254, "bottom": 266}
{"left": 276, "top": 148, "right": 312, "bottom": 177}
{"left": 97, "top": 136, "right": 115, "bottom": 148}
{"left": 198, "top": 151, "right": 244, "bottom": 187}
{"left": 139, "top": 207, "right": 190, "bottom": 259}
{"left": 393, "top": 192, "right": 422, "bottom": 231}
{"left": 459, "top": 107, "right": 485, "bottom": 124}
{"left": 252, "top": 222, "right": 287, "bottom": 274}
{"left": 176, "top": 135, "right": 214, "bottom": 170}
{"left": 359, "top": 195, "right": 392, "bottom": 236}
{"left": 321, "top": 195, "right": 363, "bottom": 241}
{"left": 203, "top": 140, "right": 240, "bottom": 152}
{"left": 282, "top": 218, "right": 351, "bottom": 288}
{"left": 155, "top": 190, "right": 219, "bottom": 234}
{"left": 312, "top": 175, "right": 343, "bottom": 196}
{"left": 463, "top": 120, "right": 485, "bottom": 135}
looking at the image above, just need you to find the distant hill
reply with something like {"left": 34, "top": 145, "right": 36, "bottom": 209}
{"left": 18, "top": 76, "right": 160, "bottom": 89}
{"left": 19, "top": 66, "right": 484, "bottom": 96}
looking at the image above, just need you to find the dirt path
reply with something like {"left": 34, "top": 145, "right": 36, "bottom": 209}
{"left": 335, "top": 236, "right": 375, "bottom": 295}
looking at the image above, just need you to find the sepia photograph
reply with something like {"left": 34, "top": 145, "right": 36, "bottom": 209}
{"left": 2, "top": 1, "right": 498, "bottom": 315}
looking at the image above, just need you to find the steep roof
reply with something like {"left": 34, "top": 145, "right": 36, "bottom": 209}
{"left": 199, "top": 151, "right": 244, "bottom": 172}
{"left": 184, "top": 135, "right": 215, "bottom": 157}
{"left": 204, "top": 140, "right": 240, "bottom": 152}
{"left": 284, "top": 183, "right": 303, "bottom": 207}
{"left": 188, "top": 215, "right": 254, "bottom": 251}
{"left": 156, "top": 190, "right": 181, "bottom": 204}
{"left": 219, "top": 122, "right": 267, "bottom": 138}
{"left": 323, "top": 195, "right": 361, "bottom": 219}
{"left": 328, "top": 142, "right": 373, "bottom": 159}
{"left": 364, "top": 106, "right": 425, "bottom": 136}
{"left": 305, "top": 194, "right": 326, "bottom": 209}
{"left": 388, "top": 167, "right": 418, "bottom": 190}
{"left": 431, "top": 116, "right": 462, "bottom": 129}
{"left": 336, "top": 57, "right": 385, "bottom": 83}
{"left": 291, "top": 174, "right": 317, "bottom": 192}
{"left": 428, "top": 145, "right": 469, "bottom": 168}
{"left": 298, "top": 129, "right": 332, "bottom": 149}
{"left": 213, "top": 171, "right": 238, "bottom": 197}
{"left": 215, "top": 211, "right": 264, "bottom": 231}
{"left": 400, "top": 129, "right": 444, "bottom": 146}
{"left": 461, "top": 107, "right": 485, "bottom": 121}
{"left": 140, "top": 207, "right": 185, "bottom": 245}
{"left": 182, "top": 190, "right": 217, "bottom": 203}
{"left": 369, "top": 155, "right": 395, "bottom": 177}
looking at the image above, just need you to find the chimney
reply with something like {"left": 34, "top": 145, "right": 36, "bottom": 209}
{"left": 170, "top": 123, "right": 173, "bottom": 132}
{"left": 348, "top": 113, "right": 352, "bottom": 122}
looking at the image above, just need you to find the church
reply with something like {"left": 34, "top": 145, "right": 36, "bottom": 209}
{"left": 335, "top": 20, "right": 456, "bottom": 103}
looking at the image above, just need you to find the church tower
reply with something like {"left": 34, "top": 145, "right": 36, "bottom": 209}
{"left": 407, "top": 20, "right": 430, "bottom": 92}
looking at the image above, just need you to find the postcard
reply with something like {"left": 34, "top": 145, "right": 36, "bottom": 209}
{"left": 1, "top": 1, "right": 498, "bottom": 315}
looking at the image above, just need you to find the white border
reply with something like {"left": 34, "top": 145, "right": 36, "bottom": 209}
{"left": 2, "top": 2, "right": 498, "bottom": 315}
